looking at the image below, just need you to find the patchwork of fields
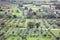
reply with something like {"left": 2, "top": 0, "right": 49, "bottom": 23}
{"left": 0, "top": 4, "right": 60, "bottom": 40}
{"left": 0, "top": 27, "right": 60, "bottom": 40}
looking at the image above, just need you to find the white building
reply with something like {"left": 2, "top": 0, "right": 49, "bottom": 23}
{"left": 24, "top": 10, "right": 28, "bottom": 18}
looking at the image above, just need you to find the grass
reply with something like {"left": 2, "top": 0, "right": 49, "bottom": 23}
{"left": 0, "top": 11, "right": 5, "bottom": 14}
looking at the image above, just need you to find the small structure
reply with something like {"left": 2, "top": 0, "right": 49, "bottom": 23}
{"left": 23, "top": 7, "right": 29, "bottom": 18}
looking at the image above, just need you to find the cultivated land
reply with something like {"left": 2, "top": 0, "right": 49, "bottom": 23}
{"left": 0, "top": 4, "right": 60, "bottom": 40}
{"left": 0, "top": 6, "right": 60, "bottom": 29}
{"left": 0, "top": 27, "right": 60, "bottom": 40}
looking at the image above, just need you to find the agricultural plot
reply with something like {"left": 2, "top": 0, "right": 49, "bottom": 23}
{"left": 0, "top": 27, "right": 60, "bottom": 40}
{"left": 0, "top": 4, "right": 60, "bottom": 40}
{"left": 0, "top": 18, "right": 60, "bottom": 29}
{"left": 0, "top": 4, "right": 60, "bottom": 30}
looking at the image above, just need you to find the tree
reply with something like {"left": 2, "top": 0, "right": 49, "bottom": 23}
{"left": 29, "top": 8, "right": 32, "bottom": 12}
{"left": 0, "top": 32, "right": 5, "bottom": 36}
{"left": 5, "top": 12, "right": 7, "bottom": 14}
{"left": 39, "top": 9, "right": 41, "bottom": 12}
{"left": 43, "top": 34, "right": 47, "bottom": 37}
{"left": 19, "top": 4, "right": 23, "bottom": 7}
{"left": 1, "top": 22, "right": 4, "bottom": 26}
{"left": 0, "top": 8, "right": 3, "bottom": 11}
{"left": 35, "top": 22, "right": 40, "bottom": 28}
{"left": 56, "top": 37, "right": 60, "bottom": 40}
{"left": 32, "top": 12, "right": 36, "bottom": 15}
{"left": 28, "top": 22, "right": 35, "bottom": 28}
{"left": 22, "top": 36, "right": 27, "bottom": 40}
{"left": 16, "top": 25, "right": 19, "bottom": 28}
{"left": 48, "top": 34, "right": 51, "bottom": 38}
{"left": 12, "top": 31, "right": 14, "bottom": 34}
{"left": 13, "top": 15, "right": 17, "bottom": 18}
{"left": 8, "top": 16, "right": 11, "bottom": 19}
{"left": 56, "top": 23, "right": 60, "bottom": 26}
{"left": 16, "top": 10, "right": 20, "bottom": 13}
{"left": 0, "top": 32, "right": 5, "bottom": 40}
{"left": 7, "top": 7, "right": 10, "bottom": 9}
{"left": 25, "top": 7, "right": 28, "bottom": 10}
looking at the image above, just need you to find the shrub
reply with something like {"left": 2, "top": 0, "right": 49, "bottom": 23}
{"left": 13, "top": 15, "right": 17, "bottom": 18}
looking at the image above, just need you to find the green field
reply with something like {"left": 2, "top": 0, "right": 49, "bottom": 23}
{"left": 0, "top": 27, "right": 60, "bottom": 40}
